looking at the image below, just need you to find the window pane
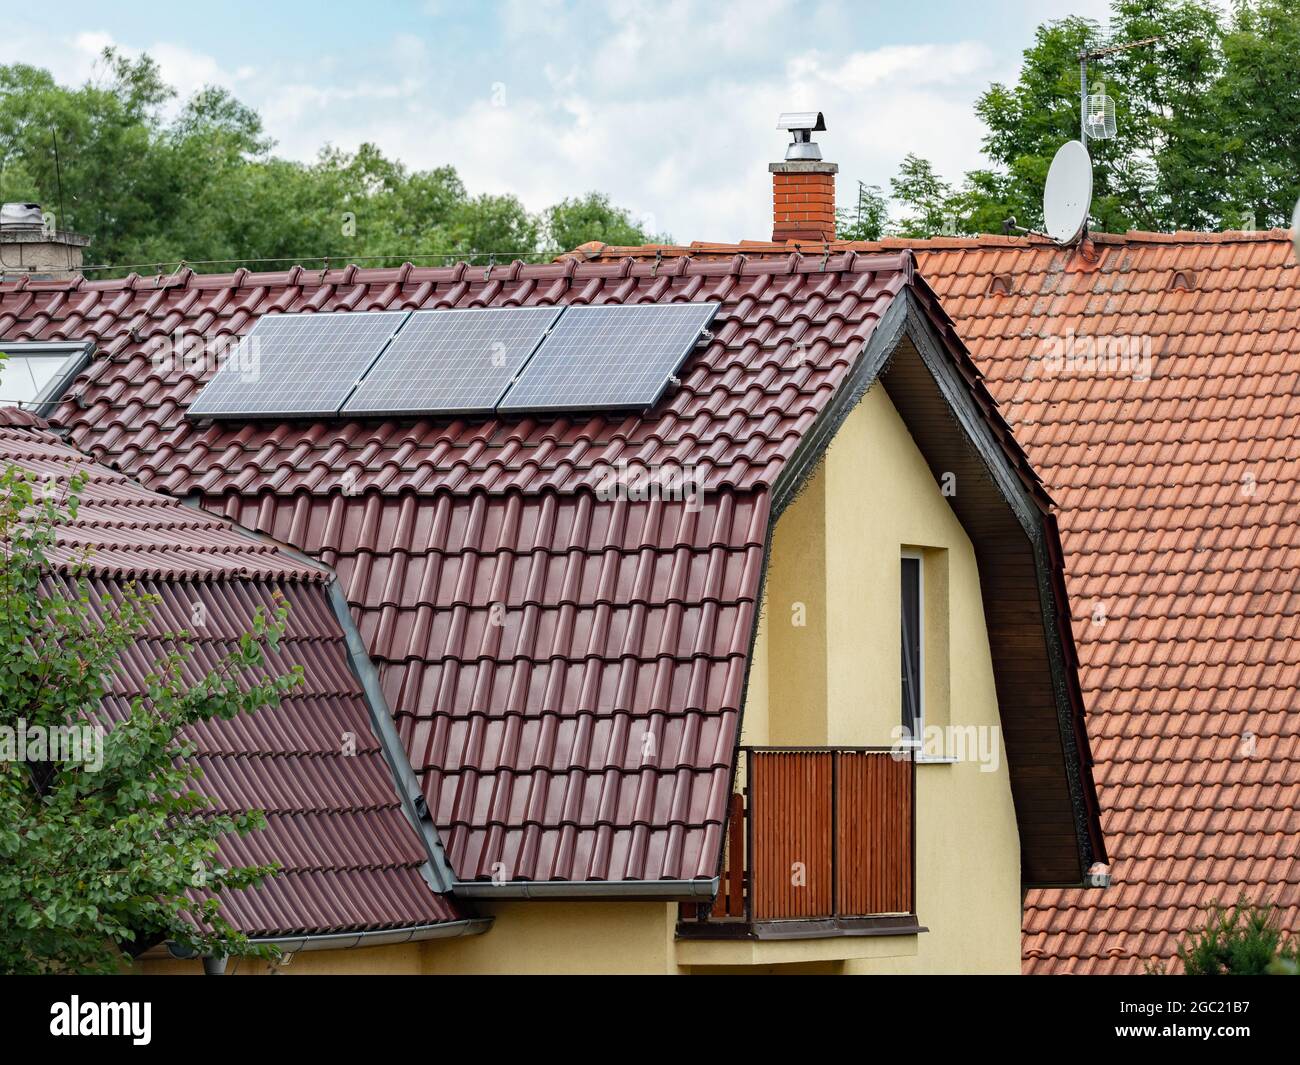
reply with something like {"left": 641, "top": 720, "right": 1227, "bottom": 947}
{"left": 0, "top": 355, "right": 65, "bottom": 406}
{"left": 901, "top": 556, "right": 922, "bottom": 735}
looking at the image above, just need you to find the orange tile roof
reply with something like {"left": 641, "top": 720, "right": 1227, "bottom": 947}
{"left": 579, "top": 229, "right": 1300, "bottom": 973}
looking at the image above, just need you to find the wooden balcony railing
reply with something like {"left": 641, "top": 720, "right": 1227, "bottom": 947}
{"left": 680, "top": 747, "right": 917, "bottom": 937}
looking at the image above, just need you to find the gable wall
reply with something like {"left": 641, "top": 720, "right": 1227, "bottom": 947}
{"left": 744, "top": 383, "right": 1023, "bottom": 973}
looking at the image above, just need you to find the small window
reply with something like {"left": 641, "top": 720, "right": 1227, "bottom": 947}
{"left": 901, "top": 552, "right": 923, "bottom": 738}
{"left": 0, "top": 341, "right": 92, "bottom": 414}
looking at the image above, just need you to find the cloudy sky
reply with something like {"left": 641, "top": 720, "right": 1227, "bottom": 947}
{"left": 2, "top": 0, "right": 1110, "bottom": 243}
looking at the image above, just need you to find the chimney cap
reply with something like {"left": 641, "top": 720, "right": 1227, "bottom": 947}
{"left": 1, "top": 202, "right": 45, "bottom": 230}
{"left": 776, "top": 112, "right": 826, "bottom": 161}
{"left": 776, "top": 111, "right": 826, "bottom": 133}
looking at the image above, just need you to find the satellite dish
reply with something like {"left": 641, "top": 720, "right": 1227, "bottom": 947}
{"left": 1043, "top": 140, "right": 1093, "bottom": 244}
{"left": 1292, "top": 196, "right": 1300, "bottom": 263}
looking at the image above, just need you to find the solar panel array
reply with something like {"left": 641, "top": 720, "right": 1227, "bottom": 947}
{"left": 342, "top": 307, "right": 560, "bottom": 416}
{"left": 497, "top": 303, "right": 719, "bottom": 414}
{"left": 188, "top": 311, "right": 409, "bottom": 418}
{"left": 187, "top": 302, "right": 718, "bottom": 419}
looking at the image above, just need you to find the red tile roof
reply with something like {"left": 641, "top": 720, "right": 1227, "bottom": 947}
{"left": 0, "top": 408, "right": 464, "bottom": 938}
{"left": 1, "top": 251, "right": 1102, "bottom": 891}
{"left": 579, "top": 230, "right": 1300, "bottom": 972}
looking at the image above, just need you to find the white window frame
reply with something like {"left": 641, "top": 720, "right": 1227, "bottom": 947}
{"left": 0, "top": 340, "right": 93, "bottom": 416}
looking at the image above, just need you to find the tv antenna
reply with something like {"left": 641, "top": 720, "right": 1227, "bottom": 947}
{"left": 1078, "top": 36, "right": 1161, "bottom": 147}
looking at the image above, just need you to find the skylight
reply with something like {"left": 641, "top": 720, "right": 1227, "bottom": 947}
{"left": 0, "top": 341, "right": 93, "bottom": 415}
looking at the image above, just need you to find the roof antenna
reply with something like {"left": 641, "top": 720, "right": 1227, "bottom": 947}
{"left": 1032, "top": 35, "right": 1164, "bottom": 247}
{"left": 1078, "top": 36, "right": 1160, "bottom": 148}
{"left": 50, "top": 127, "right": 70, "bottom": 271}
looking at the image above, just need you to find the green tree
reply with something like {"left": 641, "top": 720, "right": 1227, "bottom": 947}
{"left": 0, "top": 456, "right": 299, "bottom": 974}
{"left": 852, "top": 0, "right": 1300, "bottom": 237}
{"left": 1211, "top": 0, "right": 1300, "bottom": 228}
{"left": 836, "top": 182, "right": 888, "bottom": 241}
{"left": 541, "top": 192, "right": 667, "bottom": 253}
{"left": 890, "top": 155, "right": 960, "bottom": 238}
{"left": 0, "top": 48, "right": 657, "bottom": 273}
{"left": 1148, "top": 897, "right": 1300, "bottom": 975}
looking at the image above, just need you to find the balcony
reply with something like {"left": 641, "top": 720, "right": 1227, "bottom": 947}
{"left": 678, "top": 747, "right": 923, "bottom": 941}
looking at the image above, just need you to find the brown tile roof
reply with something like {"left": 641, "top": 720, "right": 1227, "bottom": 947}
{"left": 0, "top": 409, "right": 465, "bottom": 938}
{"left": 1, "top": 252, "right": 1102, "bottom": 891}
{"left": 579, "top": 229, "right": 1300, "bottom": 973}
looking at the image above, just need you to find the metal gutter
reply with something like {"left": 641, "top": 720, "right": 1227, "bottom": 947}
{"left": 453, "top": 877, "right": 719, "bottom": 900}
{"left": 169, "top": 917, "right": 493, "bottom": 961}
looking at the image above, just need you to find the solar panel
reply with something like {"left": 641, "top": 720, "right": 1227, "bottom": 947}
{"left": 341, "top": 306, "right": 561, "bottom": 416}
{"left": 497, "top": 302, "right": 719, "bottom": 413}
{"left": 187, "top": 310, "right": 409, "bottom": 418}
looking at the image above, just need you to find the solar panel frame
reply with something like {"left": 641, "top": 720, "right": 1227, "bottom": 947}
{"left": 186, "top": 310, "right": 411, "bottom": 419}
{"left": 340, "top": 306, "right": 562, "bottom": 417}
{"left": 496, "top": 302, "right": 720, "bottom": 414}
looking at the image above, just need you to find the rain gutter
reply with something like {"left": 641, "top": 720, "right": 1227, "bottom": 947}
{"left": 169, "top": 916, "right": 493, "bottom": 961}
{"left": 452, "top": 877, "right": 719, "bottom": 900}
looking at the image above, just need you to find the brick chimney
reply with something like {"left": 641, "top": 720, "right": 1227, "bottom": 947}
{"left": 0, "top": 203, "right": 89, "bottom": 281}
{"left": 771, "top": 112, "right": 837, "bottom": 243}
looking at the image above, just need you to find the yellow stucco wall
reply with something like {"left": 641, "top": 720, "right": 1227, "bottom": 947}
{"left": 741, "top": 381, "right": 1022, "bottom": 974}
{"left": 141, "top": 380, "right": 1021, "bottom": 976}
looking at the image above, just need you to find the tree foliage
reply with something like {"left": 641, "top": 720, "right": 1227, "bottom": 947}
{"left": 1147, "top": 897, "right": 1300, "bottom": 975}
{"left": 0, "top": 49, "right": 663, "bottom": 273}
{"left": 0, "top": 457, "right": 300, "bottom": 973}
{"left": 836, "top": 182, "right": 888, "bottom": 242}
{"left": 542, "top": 192, "right": 669, "bottom": 254}
{"left": 847, "top": 0, "right": 1300, "bottom": 238}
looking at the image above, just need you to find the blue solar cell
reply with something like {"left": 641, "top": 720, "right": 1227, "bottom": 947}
{"left": 342, "top": 307, "right": 560, "bottom": 416}
{"left": 497, "top": 302, "right": 719, "bottom": 413}
{"left": 187, "top": 310, "right": 409, "bottom": 418}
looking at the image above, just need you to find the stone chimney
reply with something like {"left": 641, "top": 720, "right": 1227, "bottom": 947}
{"left": 771, "top": 112, "right": 837, "bottom": 243}
{"left": 0, "top": 203, "right": 89, "bottom": 281}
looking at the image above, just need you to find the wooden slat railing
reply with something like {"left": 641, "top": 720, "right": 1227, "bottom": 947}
{"left": 684, "top": 747, "right": 914, "bottom": 928}
{"left": 834, "top": 750, "right": 914, "bottom": 916}
{"left": 750, "top": 750, "right": 834, "bottom": 919}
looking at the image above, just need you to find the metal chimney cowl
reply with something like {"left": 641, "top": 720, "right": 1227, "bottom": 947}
{"left": 1, "top": 202, "right": 45, "bottom": 231}
{"left": 776, "top": 111, "right": 827, "bottom": 162}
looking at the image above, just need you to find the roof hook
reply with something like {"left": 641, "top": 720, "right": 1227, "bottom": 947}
{"left": 484, "top": 255, "right": 496, "bottom": 282}
{"left": 651, "top": 248, "right": 662, "bottom": 277}
{"left": 821, "top": 243, "right": 831, "bottom": 271}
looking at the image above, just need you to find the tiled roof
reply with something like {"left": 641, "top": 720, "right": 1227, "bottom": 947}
{"left": 580, "top": 230, "right": 1300, "bottom": 973}
{"left": 0, "top": 408, "right": 464, "bottom": 938}
{"left": 1, "top": 252, "right": 1101, "bottom": 889}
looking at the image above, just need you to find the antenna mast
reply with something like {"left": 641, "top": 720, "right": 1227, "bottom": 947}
{"left": 1078, "top": 36, "right": 1161, "bottom": 148}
